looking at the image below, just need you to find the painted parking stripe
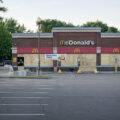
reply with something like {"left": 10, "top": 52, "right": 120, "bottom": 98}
{"left": 0, "top": 104, "right": 48, "bottom": 106}
{"left": 0, "top": 92, "right": 49, "bottom": 94}
{"left": 0, "top": 114, "right": 45, "bottom": 116}
{"left": 0, "top": 88, "right": 54, "bottom": 90}
{"left": 0, "top": 80, "right": 56, "bottom": 82}
{"left": 37, "top": 88, "right": 54, "bottom": 89}
{"left": 0, "top": 83, "right": 53, "bottom": 87}
{"left": 0, "top": 97, "right": 51, "bottom": 99}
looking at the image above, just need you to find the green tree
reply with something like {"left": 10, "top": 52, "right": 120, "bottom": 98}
{"left": 0, "top": 0, "right": 7, "bottom": 12}
{"left": 0, "top": 18, "right": 27, "bottom": 60}
{"left": 82, "top": 20, "right": 119, "bottom": 32}
{"left": 4, "top": 18, "right": 26, "bottom": 33}
{"left": 82, "top": 20, "right": 108, "bottom": 32}
{"left": 0, "top": 21, "right": 12, "bottom": 60}
{"left": 108, "top": 26, "right": 119, "bottom": 33}
{"left": 40, "top": 19, "right": 75, "bottom": 33}
{"left": 0, "top": 0, "right": 7, "bottom": 20}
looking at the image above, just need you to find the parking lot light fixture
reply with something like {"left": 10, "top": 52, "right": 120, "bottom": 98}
{"left": 36, "top": 17, "right": 41, "bottom": 76}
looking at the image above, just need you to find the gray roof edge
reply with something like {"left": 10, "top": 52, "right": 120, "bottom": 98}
{"left": 101, "top": 33, "right": 120, "bottom": 38}
{"left": 52, "top": 27, "right": 101, "bottom": 29}
{"left": 52, "top": 27, "right": 101, "bottom": 32}
{"left": 12, "top": 33, "right": 53, "bottom": 38}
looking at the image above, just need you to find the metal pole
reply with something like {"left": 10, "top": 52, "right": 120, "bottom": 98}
{"left": 38, "top": 24, "right": 40, "bottom": 76}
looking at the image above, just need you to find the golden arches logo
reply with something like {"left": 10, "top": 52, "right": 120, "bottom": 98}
{"left": 113, "top": 48, "right": 119, "bottom": 53}
{"left": 60, "top": 40, "right": 65, "bottom": 45}
{"left": 74, "top": 48, "right": 80, "bottom": 53}
{"left": 32, "top": 48, "right": 38, "bottom": 53}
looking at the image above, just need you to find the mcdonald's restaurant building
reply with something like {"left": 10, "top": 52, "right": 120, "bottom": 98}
{"left": 12, "top": 27, "right": 120, "bottom": 72}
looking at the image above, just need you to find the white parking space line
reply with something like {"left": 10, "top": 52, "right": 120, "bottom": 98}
{"left": 0, "top": 82, "right": 8, "bottom": 84}
{"left": 0, "top": 80, "right": 56, "bottom": 82}
{"left": 0, "top": 114, "right": 45, "bottom": 116}
{"left": 31, "top": 85, "right": 54, "bottom": 87}
{"left": 0, "top": 104, "right": 48, "bottom": 106}
{"left": 0, "top": 92, "right": 49, "bottom": 94}
{"left": 0, "top": 97, "right": 51, "bottom": 99}
{"left": 37, "top": 88, "right": 54, "bottom": 90}
{"left": 0, "top": 88, "right": 54, "bottom": 90}
{"left": 0, "top": 83, "right": 53, "bottom": 87}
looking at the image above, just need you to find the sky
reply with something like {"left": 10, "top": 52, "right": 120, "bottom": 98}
{"left": 1, "top": 0, "right": 120, "bottom": 32}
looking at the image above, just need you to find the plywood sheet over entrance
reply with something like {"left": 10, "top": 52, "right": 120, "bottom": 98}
{"left": 61, "top": 54, "right": 96, "bottom": 72}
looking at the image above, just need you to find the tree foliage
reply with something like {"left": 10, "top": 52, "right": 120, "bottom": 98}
{"left": 40, "top": 19, "right": 119, "bottom": 33}
{"left": 0, "top": 18, "right": 26, "bottom": 60}
{"left": 0, "top": 0, "right": 7, "bottom": 20}
{"left": 0, "top": 21, "right": 12, "bottom": 59}
{"left": 40, "top": 19, "right": 75, "bottom": 33}
{"left": 108, "top": 27, "right": 118, "bottom": 33}
{"left": 3, "top": 18, "right": 26, "bottom": 33}
{"left": 82, "top": 20, "right": 119, "bottom": 32}
{"left": 0, "top": 0, "right": 7, "bottom": 12}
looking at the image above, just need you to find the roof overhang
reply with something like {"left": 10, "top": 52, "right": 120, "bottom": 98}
{"left": 101, "top": 33, "right": 120, "bottom": 38}
{"left": 52, "top": 27, "right": 101, "bottom": 32}
{"left": 12, "top": 33, "right": 53, "bottom": 38}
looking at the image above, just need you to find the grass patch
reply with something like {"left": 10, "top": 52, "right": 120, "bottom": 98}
{"left": 0, "top": 68, "right": 9, "bottom": 70}
{"left": 9, "top": 75, "right": 52, "bottom": 79}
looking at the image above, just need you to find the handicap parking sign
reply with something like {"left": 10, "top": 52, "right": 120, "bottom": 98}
{"left": 115, "top": 58, "right": 118, "bottom": 64}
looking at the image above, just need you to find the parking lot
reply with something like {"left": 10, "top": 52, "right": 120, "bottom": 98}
{"left": 0, "top": 73, "right": 120, "bottom": 120}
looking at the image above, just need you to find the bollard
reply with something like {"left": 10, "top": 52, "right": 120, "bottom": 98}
{"left": 94, "top": 68, "right": 98, "bottom": 74}
{"left": 115, "top": 64, "right": 117, "bottom": 73}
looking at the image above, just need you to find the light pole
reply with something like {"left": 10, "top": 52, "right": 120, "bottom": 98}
{"left": 36, "top": 17, "right": 41, "bottom": 76}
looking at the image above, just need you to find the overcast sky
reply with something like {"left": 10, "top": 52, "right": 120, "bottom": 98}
{"left": 1, "top": 0, "right": 120, "bottom": 32}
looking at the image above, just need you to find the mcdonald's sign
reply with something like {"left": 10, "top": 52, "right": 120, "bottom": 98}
{"left": 113, "top": 48, "right": 119, "bottom": 53}
{"left": 32, "top": 48, "right": 38, "bottom": 53}
{"left": 74, "top": 48, "right": 80, "bottom": 53}
{"left": 60, "top": 40, "right": 65, "bottom": 45}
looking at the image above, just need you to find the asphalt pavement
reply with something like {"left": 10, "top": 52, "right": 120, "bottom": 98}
{"left": 0, "top": 73, "right": 120, "bottom": 120}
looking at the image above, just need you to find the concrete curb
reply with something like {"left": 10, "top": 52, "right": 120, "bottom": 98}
{"left": 98, "top": 72, "right": 120, "bottom": 74}
{"left": 0, "top": 77, "right": 51, "bottom": 79}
